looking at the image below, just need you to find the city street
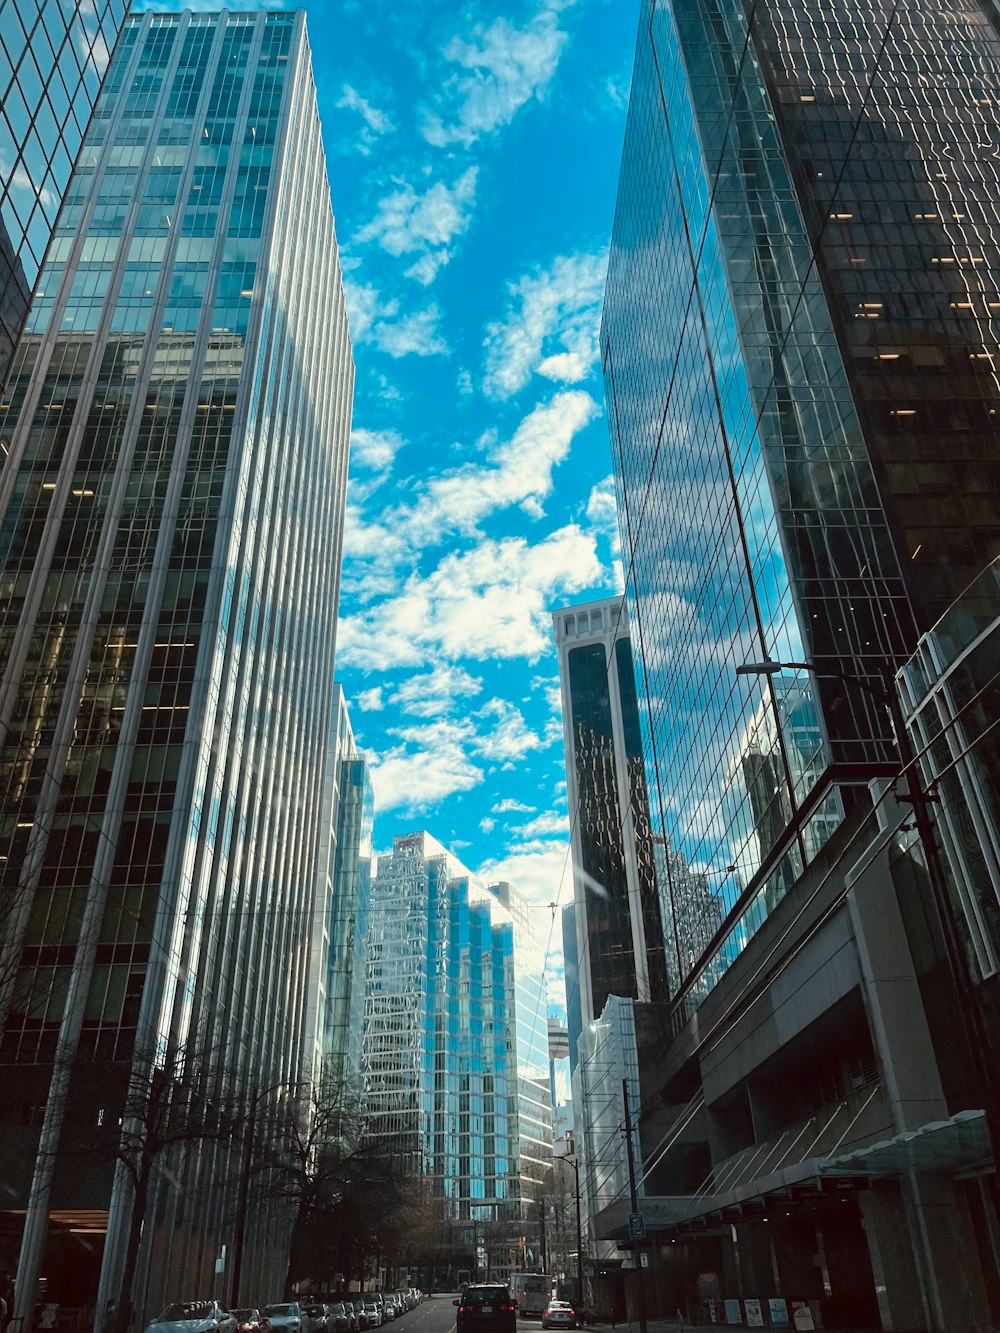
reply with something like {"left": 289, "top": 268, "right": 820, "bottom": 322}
{"left": 398, "top": 1297, "right": 460, "bottom": 1333}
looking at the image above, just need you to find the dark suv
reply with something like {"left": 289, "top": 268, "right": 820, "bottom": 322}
{"left": 454, "top": 1286, "right": 517, "bottom": 1333}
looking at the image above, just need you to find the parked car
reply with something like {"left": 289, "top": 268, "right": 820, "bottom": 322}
{"left": 541, "top": 1303, "right": 577, "bottom": 1331}
{"left": 395, "top": 1292, "right": 412, "bottom": 1313}
{"left": 233, "top": 1311, "right": 265, "bottom": 1333}
{"left": 324, "top": 1306, "right": 350, "bottom": 1333}
{"left": 361, "top": 1300, "right": 382, "bottom": 1329}
{"left": 453, "top": 1286, "right": 517, "bottom": 1333}
{"left": 351, "top": 1302, "right": 370, "bottom": 1331}
{"left": 145, "top": 1303, "right": 237, "bottom": 1333}
{"left": 302, "top": 1307, "right": 328, "bottom": 1333}
{"left": 262, "top": 1304, "right": 304, "bottom": 1333}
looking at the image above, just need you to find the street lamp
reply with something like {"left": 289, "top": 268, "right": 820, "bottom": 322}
{"left": 735, "top": 656, "right": 1000, "bottom": 1158}
{"left": 231, "top": 1079, "right": 304, "bottom": 1306}
{"left": 555, "top": 1152, "right": 584, "bottom": 1315}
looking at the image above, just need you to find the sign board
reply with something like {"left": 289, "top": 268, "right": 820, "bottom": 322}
{"left": 744, "top": 1300, "right": 764, "bottom": 1328}
{"left": 628, "top": 1212, "right": 646, "bottom": 1240}
{"left": 639, "top": 1252, "right": 649, "bottom": 1269}
{"left": 791, "top": 1305, "right": 815, "bottom": 1331}
{"left": 768, "top": 1300, "right": 789, "bottom": 1330}
{"left": 724, "top": 1300, "right": 743, "bottom": 1325}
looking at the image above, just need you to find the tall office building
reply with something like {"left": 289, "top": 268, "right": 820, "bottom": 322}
{"left": 485, "top": 879, "right": 553, "bottom": 1249}
{"left": 593, "top": 0, "right": 1000, "bottom": 1322}
{"left": 0, "top": 10, "right": 352, "bottom": 1321}
{"left": 602, "top": 0, "right": 1000, "bottom": 1018}
{"left": 552, "top": 596, "right": 667, "bottom": 1030}
{"left": 305, "top": 685, "right": 373, "bottom": 1089}
{"left": 363, "top": 834, "right": 548, "bottom": 1279}
{"left": 1, "top": 0, "right": 127, "bottom": 381}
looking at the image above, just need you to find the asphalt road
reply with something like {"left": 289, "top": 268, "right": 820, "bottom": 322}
{"left": 392, "top": 1294, "right": 552, "bottom": 1333}
{"left": 390, "top": 1297, "right": 461, "bottom": 1333}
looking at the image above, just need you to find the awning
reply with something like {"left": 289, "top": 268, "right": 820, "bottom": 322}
{"left": 593, "top": 1108, "right": 991, "bottom": 1241}
{"left": 821, "top": 1108, "right": 989, "bottom": 1178}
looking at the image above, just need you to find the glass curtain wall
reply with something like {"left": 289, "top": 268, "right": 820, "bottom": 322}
{"left": 0, "top": 10, "right": 353, "bottom": 1318}
{"left": 0, "top": 0, "right": 127, "bottom": 381}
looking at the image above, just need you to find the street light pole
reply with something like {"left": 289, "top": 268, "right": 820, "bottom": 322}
{"left": 556, "top": 1152, "right": 584, "bottom": 1313}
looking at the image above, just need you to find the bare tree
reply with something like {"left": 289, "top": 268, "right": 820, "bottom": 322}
{"left": 60, "top": 1040, "right": 248, "bottom": 1333}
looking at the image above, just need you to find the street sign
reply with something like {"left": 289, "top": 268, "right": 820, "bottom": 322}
{"left": 628, "top": 1212, "right": 646, "bottom": 1240}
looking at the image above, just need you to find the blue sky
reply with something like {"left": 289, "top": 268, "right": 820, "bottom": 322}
{"left": 311, "top": 0, "right": 636, "bottom": 946}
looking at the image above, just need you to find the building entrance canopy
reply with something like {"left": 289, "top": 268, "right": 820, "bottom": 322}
{"left": 593, "top": 1109, "right": 989, "bottom": 1239}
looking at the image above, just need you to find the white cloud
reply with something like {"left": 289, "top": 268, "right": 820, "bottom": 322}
{"left": 342, "top": 391, "right": 598, "bottom": 607}
{"left": 351, "top": 426, "right": 405, "bottom": 472}
{"left": 344, "top": 282, "right": 449, "bottom": 358}
{"left": 335, "top": 523, "right": 605, "bottom": 672}
{"left": 586, "top": 474, "right": 621, "bottom": 554}
{"left": 537, "top": 351, "right": 588, "bottom": 383}
{"left": 369, "top": 701, "right": 543, "bottom": 812}
{"left": 371, "top": 718, "right": 484, "bottom": 812}
{"left": 484, "top": 251, "right": 607, "bottom": 399}
{"left": 337, "top": 84, "right": 395, "bottom": 153}
{"left": 516, "top": 810, "right": 569, "bottom": 838}
{"left": 354, "top": 686, "right": 384, "bottom": 711}
{"left": 494, "top": 798, "right": 534, "bottom": 814}
{"left": 476, "top": 699, "right": 546, "bottom": 763}
{"left": 357, "top": 168, "right": 478, "bottom": 285}
{"left": 389, "top": 665, "right": 483, "bottom": 717}
{"left": 376, "top": 305, "right": 450, "bottom": 358}
{"left": 402, "top": 389, "right": 598, "bottom": 547}
{"left": 480, "top": 816, "right": 496, "bottom": 834}
{"left": 422, "top": 6, "right": 569, "bottom": 147}
{"left": 477, "top": 837, "right": 570, "bottom": 909}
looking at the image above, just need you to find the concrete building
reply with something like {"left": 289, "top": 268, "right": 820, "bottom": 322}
{"left": 0, "top": 0, "right": 127, "bottom": 381}
{"left": 0, "top": 10, "right": 352, "bottom": 1321}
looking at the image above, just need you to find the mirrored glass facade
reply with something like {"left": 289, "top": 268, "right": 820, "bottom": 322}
{"left": 552, "top": 597, "right": 667, "bottom": 1030}
{"left": 0, "top": 10, "right": 353, "bottom": 1319}
{"left": 603, "top": 0, "right": 1000, "bottom": 1017}
{"left": 306, "top": 685, "right": 374, "bottom": 1089}
{"left": 363, "top": 834, "right": 548, "bottom": 1264}
{"left": 0, "top": 0, "right": 126, "bottom": 382}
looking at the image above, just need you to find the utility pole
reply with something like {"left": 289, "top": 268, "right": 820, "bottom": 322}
{"left": 622, "top": 1080, "right": 648, "bottom": 1333}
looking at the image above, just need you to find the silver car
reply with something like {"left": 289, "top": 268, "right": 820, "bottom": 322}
{"left": 146, "top": 1303, "right": 237, "bottom": 1333}
{"left": 263, "top": 1305, "right": 304, "bottom": 1333}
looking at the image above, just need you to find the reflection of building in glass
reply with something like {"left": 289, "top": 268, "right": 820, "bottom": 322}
{"left": 363, "top": 834, "right": 550, "bottom": 1269}
{"left": 603, "top": 0, "right": 1000, "bottom": 1018}
{"left": 0, "top": 0, "right": 127, "bottom": 381}
{"left": 0, "top": 11, "right": 352, "bottom": 1321}
{"left": 900, "top": 558, "right": 1000, "bottom": 994}
{"left": 573, "top": 996, "right": 641, "bottom": 1259}
{"left": 651, "top": 837, "right": 720, "bottom": 996}
{"left": 306, "top": 686, "right": 373, "bottom": 1089}
{"left": 552, "top": 596, "right": 667, "bottom": 1037}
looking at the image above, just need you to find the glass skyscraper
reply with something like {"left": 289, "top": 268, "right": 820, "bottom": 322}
{"left": 305, "top": 684, "right": 373, "bottom": 1089}
{"left": 362, "top": 834, "right": 549, "bottom": 1278}
{"left": 603, "top": 0, "right": 1000, "bottom": 1017}
{"left": 552, "top": 596, "right": 667, "bottom": 1038}
{"left": 0, "top": 10, "right": 352, "bottom": 1321}
{"left": 1, "top": 0, "right": 126, "bottom": 381}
